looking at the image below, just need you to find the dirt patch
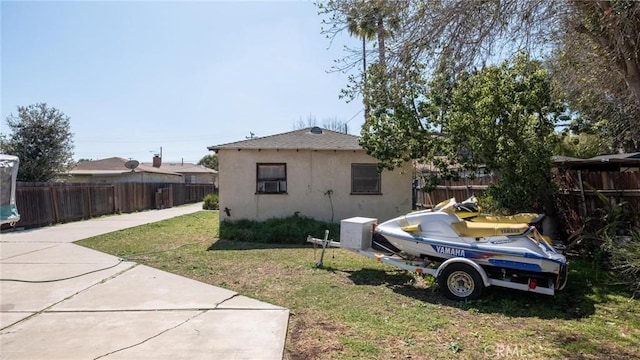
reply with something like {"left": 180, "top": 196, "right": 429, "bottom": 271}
{"left": 285, "top": 311, "right": 347, "bottom": 360}
{"left": 563, "top": 346, "right": 640, "bottom": 360}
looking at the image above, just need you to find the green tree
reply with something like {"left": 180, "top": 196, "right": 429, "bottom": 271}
{"left": 320, "top": 0, "right": 401, "bottom": 71}
{"left": 198, "top": 154, "right": 218, "bottom": 171}
{"left": 321, "top": 0, "right": 640, "bottom": 151}
{"left": 0, "top": 103, "right": 74, "bottom": 182}
{"left": 551, "top": 1, "right": 640, "bottom": 151}
{"left": 360, "top": 61, "right": 433, "bottom": 171}
{"left": 447, "top": 54, "right": 565, "bottom": 212}
{"left": 321, "top": 0, "right": 400, "bottom": 124}
{"left": 569, "top": 1, "right": 640, "bottom": 106}
{"left": 345, "top": 0, "right": 377, "bottom": 82}
{"left": 360, "top": 53, "right": 564, "bottom": 213}
{"left": 551, "top": 132, "right": 612, "bottom": 159}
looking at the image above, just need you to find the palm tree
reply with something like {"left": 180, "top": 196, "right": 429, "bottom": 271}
{"left": 346, "top": 2, "right": 377, "bottom": 84}
{"left": 345, "top": 1, "right": 401, "bottom": 122}
{"left": 375, "top": 2, "right": 400, "bottom": 69}
{"left": 347, "top": 1, "right": 401, "bottom": 78}
{"left": 346, "top": 1, "right": 377, "bottom": 123}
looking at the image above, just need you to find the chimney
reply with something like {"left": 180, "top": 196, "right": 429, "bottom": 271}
{"left": 153, "top": 155, "right": 162, "bottom": 168}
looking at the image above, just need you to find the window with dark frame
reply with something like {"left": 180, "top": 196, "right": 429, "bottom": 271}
{"left": 256, "top": 163, "right": 287, "bottom": 194}
{"left": 351, "top": 163, "right": 381, "bottom": 194}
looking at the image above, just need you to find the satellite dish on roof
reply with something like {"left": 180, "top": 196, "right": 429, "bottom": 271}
{"left": 310, "top": 126, "right": 323, "bottom": 134}
{"left": 124, "top": 160, "right": 139, "bottom": 171}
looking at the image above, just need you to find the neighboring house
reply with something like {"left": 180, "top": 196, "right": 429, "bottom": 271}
{"left": 207, "top": 127, "right": 412, "bottom": 223}
{"left": 141, "top": 159, "right": 218, "bottom": 186}
{"left": 66, "top": 157, "right": 184, "bottom": 183}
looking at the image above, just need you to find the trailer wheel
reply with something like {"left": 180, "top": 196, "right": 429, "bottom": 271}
{"left": 438, "top": 263, "right": 483, "bottom": 301}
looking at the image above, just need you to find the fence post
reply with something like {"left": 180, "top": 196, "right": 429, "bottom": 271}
{"left": 50, "top": 185, "right": 59, "bottom": 223}
{"left": 85, "top": 186, "right": 91, "bottom": 218}
{"left": 111, "top": 185, "right": 116, "bottom": 214}
{"left": 607, "top": 171, "right": 616, "bottom": 207}
{"left": 577, "top": 170, "right": 588, "bottom": 218}
{"left": 114, "top": 183, "right": 120, "bottom": 213}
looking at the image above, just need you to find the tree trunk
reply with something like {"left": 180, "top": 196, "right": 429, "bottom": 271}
{"left": 574, "top": 1, "right": 640, "bottom": 108}
{"left": 377, "top": 17, "right": 386, "bottom": 68}
{"left": 623, "top": 58, "right": 640, "bottom": 109}
{"left": 363, "top": 35, "right": 369, "bottom": 122}
{"left": 362, "top": 35, "right": 367, "bottom": 83}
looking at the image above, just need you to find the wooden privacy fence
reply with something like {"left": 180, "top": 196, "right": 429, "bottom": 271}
{"left": 11, "top": 182, "right": 217, "bottom": 229}
{"left": 415, "top": 170, "right": 640, "bottom": 231}
{"left": 414, "top": 176, "right": 495, "bottom": 208}
{"left": 553, "top": 169, "right": 640, "bottom": 232}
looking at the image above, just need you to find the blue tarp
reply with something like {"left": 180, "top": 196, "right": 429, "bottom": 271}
{"left": 0, "top": 154, "right": 20, "bottom": 225}
{"left": 0, "top": 204, "right": 19, "bottom": 222}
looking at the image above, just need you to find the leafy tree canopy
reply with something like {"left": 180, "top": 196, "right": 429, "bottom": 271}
{"left": 321, "top": 0, "right": 640, "bottom": 152}
{"left": 0, "top": 103, "right": 74, "bottom": 182}
{"left": 361, "top": 53, "right": 563, "bottom": 212}
{"left": 551, "top": 133, "right": 612, "bottom": 159}
{"left": 551, "top": 2, "right": 640, "bottom": 151}
{"left": 198, "top": 154, "right": 218, "bottom": 171}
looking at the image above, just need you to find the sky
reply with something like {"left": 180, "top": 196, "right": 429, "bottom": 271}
{"left": 1, "top": 0, "right": 364, "bottom": 163}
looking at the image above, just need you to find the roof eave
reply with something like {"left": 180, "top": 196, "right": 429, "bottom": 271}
{"left": 211, "top": 147, "right": 363, "bottom": 151}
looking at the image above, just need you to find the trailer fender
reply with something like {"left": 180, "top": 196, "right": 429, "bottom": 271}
{"left": 436, "top": 258, "right": 490, "bottom": 287}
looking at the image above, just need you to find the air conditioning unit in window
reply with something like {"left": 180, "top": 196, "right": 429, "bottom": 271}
{"left": 264, "top": 181, "right": 280, "bottom": 193}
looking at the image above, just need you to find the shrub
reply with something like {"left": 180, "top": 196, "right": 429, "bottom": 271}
{"left": 219, "top": 213, "right": 340, "bottom": 244}
{"left": 568, "top": 200, "right": 638, "bottom": 261}
{"left": 567, "top": 193, "right": 640, "bottom": 296}
{"left": 476, "top": 194, "right": 508, "bottom": 215}
{"left": 604, "top": 229, "right": 640, "bottom": 297}
{"left": 202, "top": 193, "right": 219, "bottom": 210}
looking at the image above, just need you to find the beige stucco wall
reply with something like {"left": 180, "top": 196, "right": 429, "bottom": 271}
{"left": 217, "top": 149, "right": 412, "bottom": 223}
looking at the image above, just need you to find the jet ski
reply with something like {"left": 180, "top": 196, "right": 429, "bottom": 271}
{"left": 373, "top": 198, "right": 567, "bottom": 291}
{"left": 434, "top": 196, "right": 544, "bottom": 225}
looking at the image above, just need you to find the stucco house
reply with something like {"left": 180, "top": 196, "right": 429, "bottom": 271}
{"left": 66, "top": 157, "right": 184, "bottom": 183}
{"left": 207, "top": 127, "right": 412, "bottom": 223}
{"left": 142, "top": 159, "right": 218, "bottom": 186}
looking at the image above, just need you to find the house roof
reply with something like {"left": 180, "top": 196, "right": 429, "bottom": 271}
{"left": 141, "top": 162, "right": 218, "bottom": 174}
{"left": 70, "top": 157, "right": 182, "bottom": 176}
{"left": 588, "top": 152, "right": 640, "bottom": 161}
{"left": 207, "top": 127, "right": 362, "bottom": 151}
{"left": 552, "top": 152, "right": 640, "bottom": 170}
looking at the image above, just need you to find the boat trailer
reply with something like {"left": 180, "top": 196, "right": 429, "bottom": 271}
{"left": 308, "top": 217, "right": 565, "bottom": 300}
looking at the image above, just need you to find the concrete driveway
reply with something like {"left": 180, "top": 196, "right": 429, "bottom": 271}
{"left": 0, "top": 204, "right": 289, "bottom": 359}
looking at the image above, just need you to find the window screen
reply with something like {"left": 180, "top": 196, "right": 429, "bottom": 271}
{"left": 256, "top": 163, "right": 287, "bottom": 194}
{"left": 351, "top": 163, "right": 380, "bottom": 194}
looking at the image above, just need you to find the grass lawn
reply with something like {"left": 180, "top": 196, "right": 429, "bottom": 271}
{"left": 77, "top": 211, "right": 640, "bottom": 360}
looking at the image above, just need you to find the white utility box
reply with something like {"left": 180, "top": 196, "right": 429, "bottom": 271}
{"left": 340, "top": 217, "right": 377, "bottom": 250}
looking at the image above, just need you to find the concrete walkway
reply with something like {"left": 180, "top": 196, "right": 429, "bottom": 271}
{"left": 0, "top": 204, "right": 289, "bottom": 359}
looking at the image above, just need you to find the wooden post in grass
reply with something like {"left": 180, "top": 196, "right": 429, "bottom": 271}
{"left": 315, "top": 230, "right": 330, "bottom": 268}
